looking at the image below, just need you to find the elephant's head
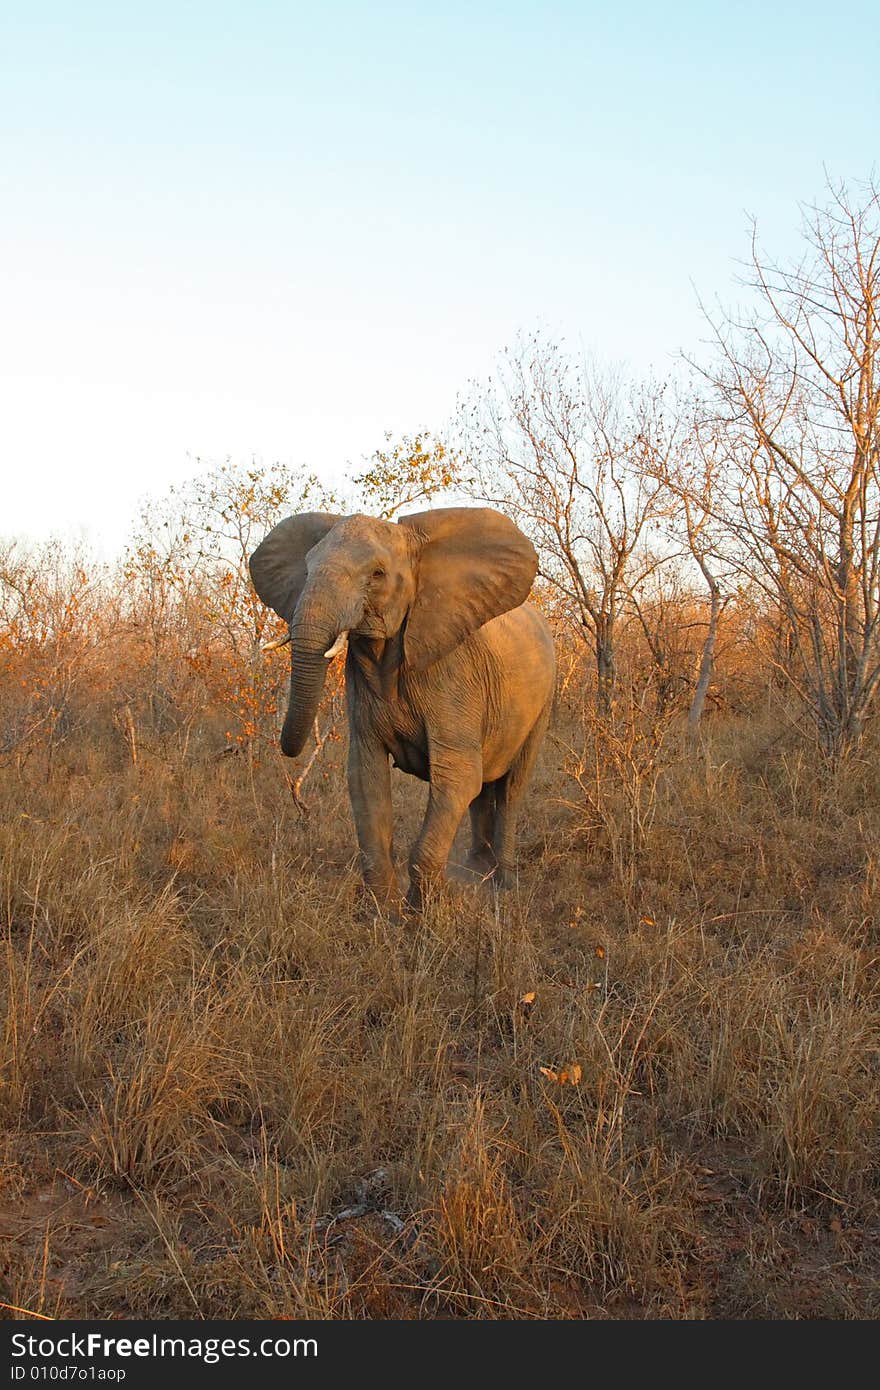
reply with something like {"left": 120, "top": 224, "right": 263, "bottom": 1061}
{"left": 249, "top": 507, "right": 538, "bottom": 757}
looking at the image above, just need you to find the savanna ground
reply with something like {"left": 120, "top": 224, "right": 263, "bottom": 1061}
{"left": 2, "top": 665, "right": 878, "bottom": 1321}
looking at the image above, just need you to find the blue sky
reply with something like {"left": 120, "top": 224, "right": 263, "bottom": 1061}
{"left": 2, "top": 2, "right": 878, "bottom": 552}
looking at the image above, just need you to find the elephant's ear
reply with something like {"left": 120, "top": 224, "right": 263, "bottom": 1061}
{"left": 249, "top": 513, "right": 341, "bottom": 622}
{"left": 398, "top": 507, "right": 538, "bottom": 671}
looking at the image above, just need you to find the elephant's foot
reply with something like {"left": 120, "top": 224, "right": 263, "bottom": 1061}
{"left": 404, "top": 879, "right": 424, "bottom": 914}
{"left": 360, "top": 872, "right": 405, "bottom": 922}
{"left": 355, "top": 893, "right": 403, "bottom": 928}
{"left": 405, "top": 862, "right": 446, "bottom": 914}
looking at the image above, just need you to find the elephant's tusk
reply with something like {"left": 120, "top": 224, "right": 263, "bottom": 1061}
{"left": 324, "top": 631, "right": 349, "bottom": 659}
{"left": 262, "top": 634, "right": 291, "bottom": 653}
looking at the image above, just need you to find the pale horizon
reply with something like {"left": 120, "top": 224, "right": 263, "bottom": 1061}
{"left": 3, "top": 1, "right": 877, "bottom": 557}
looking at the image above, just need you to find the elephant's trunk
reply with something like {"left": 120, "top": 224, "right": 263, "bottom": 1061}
{"left": 280, "top": 599, "right": 339, "bottom": 758}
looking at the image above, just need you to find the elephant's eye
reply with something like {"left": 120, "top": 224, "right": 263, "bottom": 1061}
{"left": 372, "top": 568, "right": 385, "bottom": 581}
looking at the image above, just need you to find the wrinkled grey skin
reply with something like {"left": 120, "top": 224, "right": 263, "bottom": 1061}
{"left": 249, "top": 507, "right": 556, "bottom": 912}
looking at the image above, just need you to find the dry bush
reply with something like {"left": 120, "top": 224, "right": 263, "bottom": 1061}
{"left": 1, "top": 460, "right": 879, "bottom": 1321}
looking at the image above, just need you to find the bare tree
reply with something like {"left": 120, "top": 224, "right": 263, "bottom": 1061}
{"left": 121, "top": 460, "right": 345, "bottom": 773}
{"left": 625, "top": 560, "right": 693, "bottom": 717}
{"left": 700, "top": 177, "right": 880, "bottom": 757}
{"left": 353, "top": 431, "right": 462, "bottom": 518}
{"left": 645, "top": 410, "right": 729, "bottom": 739}
{"left": 459, "top": 334, "right": 673, "bottom": 714}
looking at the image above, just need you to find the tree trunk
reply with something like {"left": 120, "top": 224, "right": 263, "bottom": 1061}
{"left": 687, "top": 587, "right": 723, "bottom": 743}
{"left": 596, "top": 615, "right": 615, "bottom": 715}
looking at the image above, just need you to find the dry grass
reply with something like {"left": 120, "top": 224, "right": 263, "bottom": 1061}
{"left": 1, "top": 703, "right": 879, "bottom": 1321}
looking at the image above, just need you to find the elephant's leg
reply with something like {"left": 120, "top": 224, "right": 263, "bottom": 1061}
{"left": 407, "top": 756, "right": 483, "bottom": 911}
{"left": 347, "top": 737, "right": 399, "bottom": 906}
{"left": 466, "top": 783, "right": 498, "bottom": 875}
{"left": 492, "top": 705, "right": 550, "bottom": 888}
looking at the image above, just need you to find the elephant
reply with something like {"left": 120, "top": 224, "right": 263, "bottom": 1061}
{"left": 249, "top": 506, "right": 556, "bottom": 912}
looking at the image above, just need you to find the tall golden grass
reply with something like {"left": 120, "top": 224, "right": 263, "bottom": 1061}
{"left": 1, "top": 623, "right": 878, "bottom": 1317}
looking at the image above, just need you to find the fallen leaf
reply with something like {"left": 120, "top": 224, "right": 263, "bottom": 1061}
{"left": 540, "top": 1063, "right": 581, "bottom": 1085}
